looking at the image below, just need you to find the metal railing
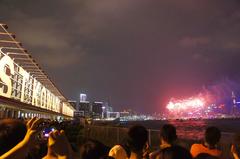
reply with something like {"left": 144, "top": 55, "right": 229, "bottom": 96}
{"left": 79, "top": 125, "right": 234, "bottom": 158}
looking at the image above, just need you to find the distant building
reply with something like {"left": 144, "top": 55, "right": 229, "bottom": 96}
{"left": 68, "top": 100, "right": 78, "bottom": 110}
{"left": 80, "top": 93, "right": 87, "bottom": 102}
{"left": 232, "top": 91, "right": 237, "bottom": 115}
{"left": 92, "top": 102, "right": 103, "bottom": 118}
{"left": 74, "top": 110, "right": 84, "bottom": 118}
{"left": 79, "top": 101, "right": 91, "bottom": 117}
{"left": 102, "top": 102, "right": 113, "bottom": 113}
{"left": 120, "top": 111, "right": 130, "bottom": 117}
{"left": 108, "top": 106, "right": 113, "bottom": 112}
{"left": 106, "top": 111, "right": 129, "bottom": 119}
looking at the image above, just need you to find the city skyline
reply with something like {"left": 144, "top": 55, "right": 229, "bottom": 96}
{"left": 1, "top": 0, "right": 240, "bottom": 113}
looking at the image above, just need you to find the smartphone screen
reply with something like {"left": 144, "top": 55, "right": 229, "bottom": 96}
{"left": 42, "top": 127, "right": 55, "bottom": 137}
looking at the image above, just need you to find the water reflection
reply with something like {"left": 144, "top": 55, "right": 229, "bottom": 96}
{"left": 168, "top": 120, "right": 207, "bottom": 140}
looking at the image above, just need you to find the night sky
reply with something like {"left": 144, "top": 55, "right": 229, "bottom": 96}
{"left": 1, "top": 0, "right": 240, "bottom": 113}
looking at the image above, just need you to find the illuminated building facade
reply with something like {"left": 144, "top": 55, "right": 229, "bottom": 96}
{"left": 0, "top": 23, "right": 75, "bottom": 119}
{"left": 80, "top": 93, "right": 87, "bottom": 102}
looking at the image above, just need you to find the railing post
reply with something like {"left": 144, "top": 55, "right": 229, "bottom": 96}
{"left": 117, "top": 127, "right": 120, "bottom": 143}
{"left": 148, "top": 129, "right": 151, "bottom": 146}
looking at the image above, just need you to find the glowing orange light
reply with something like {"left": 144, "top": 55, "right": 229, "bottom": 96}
{"left": 166, "top": 97, "right": 205, "bottom": 111}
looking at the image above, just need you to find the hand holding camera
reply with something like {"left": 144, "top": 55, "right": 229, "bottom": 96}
{"left": 47, "top": 130, "right": 73, "bottom": 159}
{"left": 23, "top": 117, "right": 44, "bottom": 147}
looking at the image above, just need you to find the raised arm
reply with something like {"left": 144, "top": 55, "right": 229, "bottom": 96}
{"left": 231, "top": 144, "right": 240, "bottom": 159}
{"left": 0, "top": 117, "right": 42, "bottom": 159}
{"left": 44, "top": 130, "right": 73, "bottom": 159}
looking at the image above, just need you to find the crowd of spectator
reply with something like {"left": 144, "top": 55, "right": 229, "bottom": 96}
{"left": 0, "top": 117, "right": 239, "bottom": 159}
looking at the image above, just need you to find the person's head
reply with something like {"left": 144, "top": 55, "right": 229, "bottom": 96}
{"left": 160, "top": 124, "right": 177, "bottom": 145}
{"left": 0, "top": 119, "right": 27, "bottom": 155}
{"left": 159, "top": 145, "right": 192, "bottom": 159}
{"left": 127, "top": 125, "right": 148, "bottom": 154}
{"left": 80, "top": 139, "right": 110, "bottom": 159}
{"left": 204, "top": 126, "right": 221, "bottom": 148}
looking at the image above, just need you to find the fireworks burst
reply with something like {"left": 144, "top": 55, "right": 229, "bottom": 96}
{"left": 165, "top": 79, "right": 240, "bottom": 119}
{"left": 167, "top": 97, "right": 205, "bottom": 111}
{"left": 166, "top": 94, "right": 213, "bottom": 118}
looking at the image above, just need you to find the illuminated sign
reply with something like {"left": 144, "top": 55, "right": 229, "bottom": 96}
{"left": 0, "top": 47, "right": 73, "bottom": 116}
